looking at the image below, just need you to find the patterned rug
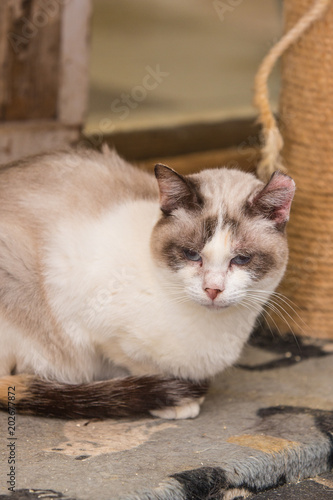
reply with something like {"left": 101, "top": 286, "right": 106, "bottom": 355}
{"left": 0, "top": 328, "right": 332, "bottom": 500}
{"left": 119, "top": 329, "right": 333, "bottom": 499}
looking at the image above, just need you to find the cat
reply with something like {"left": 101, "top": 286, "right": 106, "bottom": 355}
{"left": 0, "top": 148, "right": 295, "bottom": 419}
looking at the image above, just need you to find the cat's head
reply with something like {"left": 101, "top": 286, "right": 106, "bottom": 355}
{"left": 151, "top": 164, "right": 295, "bottom": 310}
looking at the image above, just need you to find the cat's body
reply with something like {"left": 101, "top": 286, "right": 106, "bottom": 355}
{"left": 0, "top": 148, "right": 295, "bottom": 419}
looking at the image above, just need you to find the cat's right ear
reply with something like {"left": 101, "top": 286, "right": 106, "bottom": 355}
{"left": 154, "top": 164, "right": 201, "bottom": 215}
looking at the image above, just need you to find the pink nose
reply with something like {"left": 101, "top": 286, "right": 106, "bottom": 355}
{"left": 205, "top": 288, "right": 222, "bottom": 301}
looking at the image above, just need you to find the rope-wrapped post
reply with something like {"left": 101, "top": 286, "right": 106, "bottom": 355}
{"left": 275, "top": 0, "right": 333, "bottom": 339}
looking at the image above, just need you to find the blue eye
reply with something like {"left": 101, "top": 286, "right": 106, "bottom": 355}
{"left": 183, "top": 249, "right": 202, "bottom": 262}
{"left": 231, "top": 255, "right": 251, "bottom": 266}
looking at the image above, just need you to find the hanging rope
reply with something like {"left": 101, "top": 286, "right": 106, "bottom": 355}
{"left": 253, "top": 0, "right": 332, "bottom": 181}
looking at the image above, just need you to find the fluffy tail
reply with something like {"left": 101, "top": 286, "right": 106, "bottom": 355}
{"left": 0, "top": 374, "right": 208, "bottom": 419}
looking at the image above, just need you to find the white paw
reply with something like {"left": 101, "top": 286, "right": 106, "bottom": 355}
{"left": 150, "top": 397, "right": 205, "bottom": 420}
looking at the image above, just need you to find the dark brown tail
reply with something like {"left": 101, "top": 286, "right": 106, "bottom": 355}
{"left": 0, "top": 374, "right": 208, "bottom": 419}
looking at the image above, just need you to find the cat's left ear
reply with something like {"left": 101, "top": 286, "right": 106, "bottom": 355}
{"left": 247, "top": 171, "right": 296, "bottom": 229}
{"left": 154, "top": 164, "right": 201, "bottom": 215}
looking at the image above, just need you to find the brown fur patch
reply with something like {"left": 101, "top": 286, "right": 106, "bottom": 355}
{"left": 151, "top": 167, "right": 287, "bottom": 279}
{"left": 0, "top": 375, "right": 209, "bottom": 419}
{"left": 245, "top": 171, "right": 295, "bottom": 232}
{"left": 154, "top": 164, "right": 203, "bottom": 215}
{"left": 152, "top": 212, "right": 220, "bottom": 272}
{"left": 248, "top": 252, "right": 277, "bottom": 281}
{"left": 203, "top": 216, "right": 219, "bottom": 243}
{"left": 160, "top": 241, "right": 186, "bottom": 271}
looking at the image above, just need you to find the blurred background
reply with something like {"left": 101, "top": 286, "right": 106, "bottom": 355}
{"left": 0, "top": 0, "right": 282, "bottom": 163}
{"left": 86, "top": 0, "right": 282, "bottom": 134}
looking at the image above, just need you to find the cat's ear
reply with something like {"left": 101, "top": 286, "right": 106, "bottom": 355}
{"left": 154, "top": 164, "right": 201, "bottom": 215}
{"left": 247, "top": 171, "right": 295, "bottom": 229}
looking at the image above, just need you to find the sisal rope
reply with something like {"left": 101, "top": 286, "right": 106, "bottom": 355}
{"left": 255, "top": 0, "right": 333, "bottom": 339}
{"left": 253, "top": 0, "right": 332, "bottom": 182}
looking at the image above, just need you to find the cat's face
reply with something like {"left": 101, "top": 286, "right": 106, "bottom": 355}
{"left": 151, "top": 165, "right": 295, "bottom": 310}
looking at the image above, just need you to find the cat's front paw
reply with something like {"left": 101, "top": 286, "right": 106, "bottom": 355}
{"left": 150, "top": 397, "right": 205, "bottom": 420}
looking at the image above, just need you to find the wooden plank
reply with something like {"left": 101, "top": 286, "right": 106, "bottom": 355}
{"left": 137, "top": 147, "right": 260, "bottom": 175}
{"left": 58, "top": 0, "right": 92, "bottom": 125}
{"left": 0, "top": 121, "right": 79, "bottom": 164}
{"left": 1, "top": 0, "right": 62, "bottom": 120}
{"left": 0, "top": 0, "right": 13, "bottom": 117}
{"left": 81, "top": 117, "right": 260, "bottom": 161}
{"left": 0, "top": 119, "right": 260, "bottom": 175}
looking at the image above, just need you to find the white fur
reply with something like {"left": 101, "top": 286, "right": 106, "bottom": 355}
{"left": 0, "top": 196, "right": 281, "bottom": 384}
{"left": 0, "top": 152, "right": 293, "bottom": 419}
{"left": 0, "top": 198, "right": 283, "bottom": 386}
{"left": 0, "top": 166, "right": 288, "bottom": 382}
{"left": 150, "top": 397, "right": 205, "bottom": 419}
{"left": 8, "top": 199, "right": 276, "bottom": 384}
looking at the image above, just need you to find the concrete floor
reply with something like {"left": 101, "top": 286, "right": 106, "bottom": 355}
{"left": 85, "top": 0, "right": 282, "bottom": 134}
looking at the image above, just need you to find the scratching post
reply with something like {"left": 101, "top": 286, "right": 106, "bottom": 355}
{"left": 254, "top": 0, "right": 333, "bottom": 339}
{"left": 280, "top": 0, "right": 333, "bottom": 340}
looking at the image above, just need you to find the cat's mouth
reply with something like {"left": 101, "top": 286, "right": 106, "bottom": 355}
{"left": 204, "top": 300, "right": 234, "bottom": 310}
{"left": 188, "top": 292, "right": 237, "bottom": 310}
{"left": 206, "top": 305, "right": 228, "bottom": 311}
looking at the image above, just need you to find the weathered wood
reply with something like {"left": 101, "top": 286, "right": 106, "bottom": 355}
{"left": 58, "top": 0, "right": 92, "bottom": 125}
{"left": 137, "top": 146, "right": 259, "bottom": 175}
{"left": 0, "top": 0, "right": 62, "bottom": 120}
{"left": 81, "top": 117, "right": 260, "bottom": 161}
{"left": 0, "top": 120, "right": 79, "bottom": 164}
{"left": 0, "top": 1, "right": 10, "bottom": 117}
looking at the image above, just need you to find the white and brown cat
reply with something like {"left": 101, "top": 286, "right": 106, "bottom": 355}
{"left": 0, "top": 148, "right": 295, "bottom": 419}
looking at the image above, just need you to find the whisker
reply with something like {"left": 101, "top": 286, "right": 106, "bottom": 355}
{"left": 247, "top": 289, "right": 307, "bottom": 327}
{"left": 244, "top": 292, "right": 307, "bottom": 340}
{"left": 238, "top": 299, "right": 277, "bottom": 335}
{"left": 247, "top": 291, "right": 305, "bottom": 327}
{"left": 240, "top": 298, "right": 283, "bottom": 336}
